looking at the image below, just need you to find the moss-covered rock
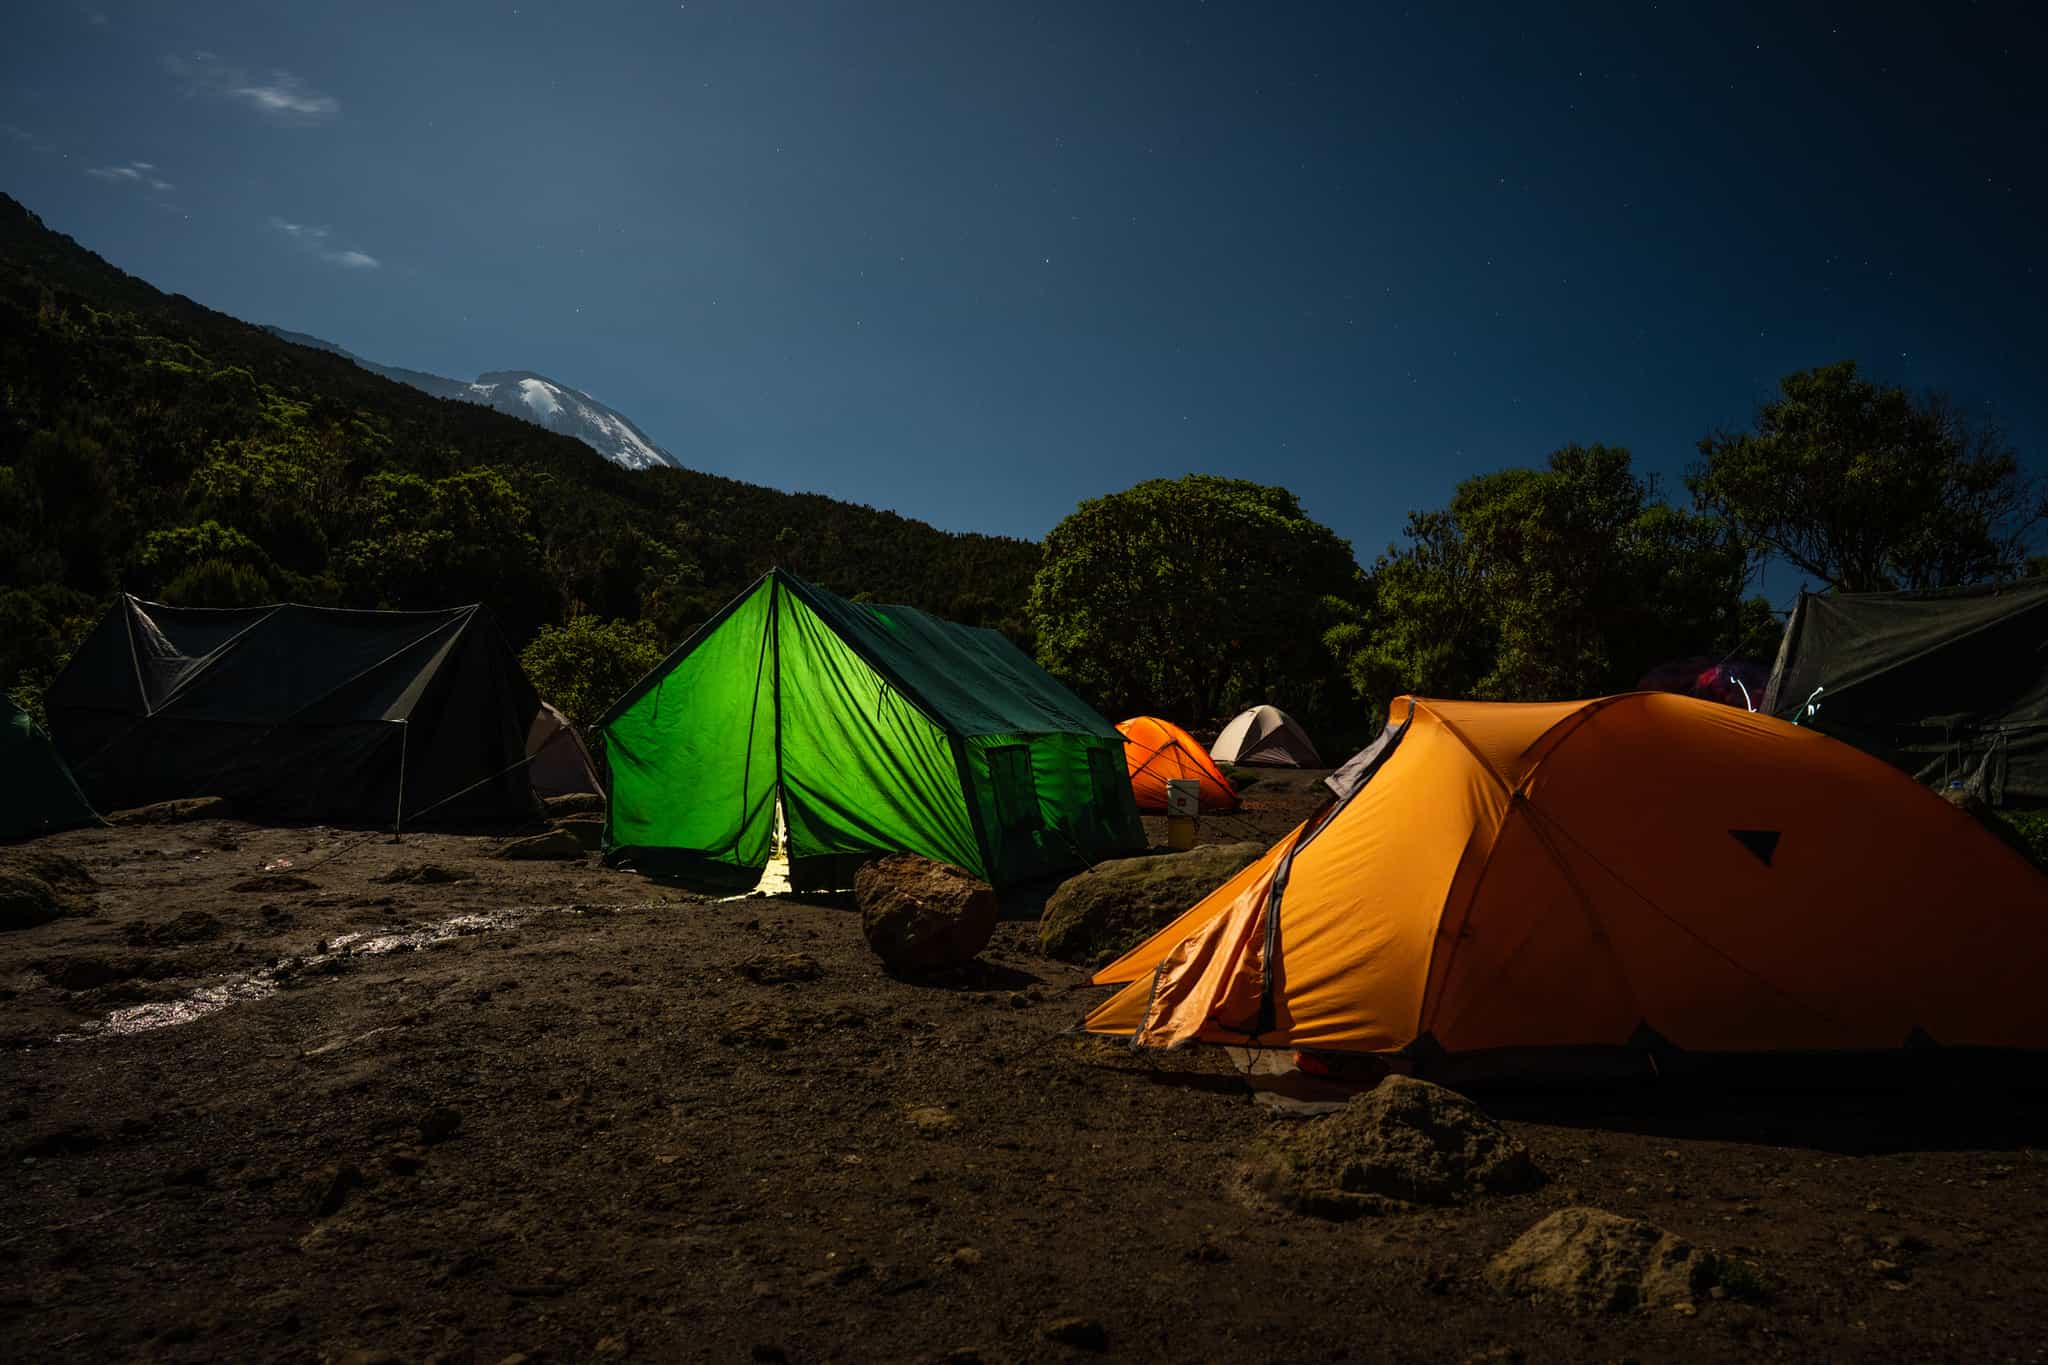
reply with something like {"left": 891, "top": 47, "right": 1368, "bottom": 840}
{"left": 1237, "top": 1075, "right": 1544, "bottom": 1219}
{"left": 1487, "top": 1206, "right": 1770, "bottom": 1312}
{"left": 0, "top": 871, "right": 63, "bottom": 932}
{"left": 1038, "top": 842, "right": 1266, "bottom": 965}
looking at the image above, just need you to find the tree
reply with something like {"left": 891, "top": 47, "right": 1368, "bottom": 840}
{"left": 1331, "top": 446, "right": 1754, "bottom": 718}
{"left": 1690, "top": 361, "right": 2043, "bottom": 592}
{"left": 1324, "top": 509, "right": 1498, "bottom": 720}
{"left": 341, "top": 469, "right": 554, "bottom": 636}
{"left": 163, "top": 558, "right": 275, "bottom": 608}
{"left": 519, "top": 616, "right": 665, "bottom": 728}
{"left": 1028, "top": 475, "right": 1361, "bottom": 721}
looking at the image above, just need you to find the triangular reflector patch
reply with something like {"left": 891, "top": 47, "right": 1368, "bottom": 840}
{"left": 1730, "top": 828, "right": 1781, "bottom": 866}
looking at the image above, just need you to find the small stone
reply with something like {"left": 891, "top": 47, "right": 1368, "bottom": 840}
{"left": 1041, "top": 1316, "right": 1108, "bottom": 1351}
{"left": 386, "top": 1148, "right": 426, "bottom": 1175}
{"left": 1869, "top": 1258, "right": 1907, "bottom": 1280}
{"left": 594, "top": 1335, "right": 628, "bottom": 1354}
{"left": 906, "top": 1105, "right": 959, "bottom": 1136}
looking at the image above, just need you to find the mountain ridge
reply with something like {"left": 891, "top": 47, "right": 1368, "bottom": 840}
{"left": 262, "top": 326, "right": 681, "bottom": 471}
{"left": 0, "top": 191, "right": 1044, "bottom": 705}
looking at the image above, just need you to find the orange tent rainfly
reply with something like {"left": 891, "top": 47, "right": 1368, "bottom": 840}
{"left": 1086, "top": 694, "right": 2048, "bottom": 1074}
{"left": 1117, "top": 716, "right": 1240, "bottom": 813}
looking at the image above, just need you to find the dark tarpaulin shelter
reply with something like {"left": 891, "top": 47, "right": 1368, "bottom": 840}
{"left": 600, "top": 569, "right": 1145, "bottom": 889}
{"left": 3, "top": 697, "right": 99, "bottom": 841}
{"left": 49, "top": 597, "right": 541, "bottom": 824}
{"left": 1762, "top": 578, "right": 2048, "bottom": 805}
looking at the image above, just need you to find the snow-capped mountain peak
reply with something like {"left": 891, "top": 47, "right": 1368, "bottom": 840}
{"left": 263, "top": 328, "right": 681, "bottom": 472}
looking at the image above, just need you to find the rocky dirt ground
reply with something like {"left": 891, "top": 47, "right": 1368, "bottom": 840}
{"left": 3, "top": 770, "right": 2046, "bottom": 1363}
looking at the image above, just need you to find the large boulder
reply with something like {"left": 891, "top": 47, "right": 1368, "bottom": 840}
{"left": 1237, "top": 1075, "right": 1544, "bottom": 1218}
{"left": 856, "top": 854, "right": 998, "bottom": 974}
{"left": 0, "top": 850, "right": 95, "bottom": 897}
{"left": 1039, "top": 842, "right": 1266, "bottom": 964}
{"left": 1487, "top": 1207, "right": 1726, "bottom": 1312}
{"left": 0, "top": 871, "right": 63, "bottom": 932}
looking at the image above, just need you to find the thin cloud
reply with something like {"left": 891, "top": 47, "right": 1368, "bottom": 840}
{"left": 88, "top": 161, "right": 174, "bottom": 191}
{"left": 166, "top": 51, "right": 339, "bottom": 122}
{"left": 4, "top": 124, "right": 58, "bottom": 154}
{"left": 269, "top": 217, "right": 380, "bottom": 269}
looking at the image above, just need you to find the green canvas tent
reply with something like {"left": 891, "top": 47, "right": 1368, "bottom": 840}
{"left": 599, "top": 569, "right": 1145, "bottom": 889}
{"left": 3, "top": 697, "right": 98, "bottom": 841}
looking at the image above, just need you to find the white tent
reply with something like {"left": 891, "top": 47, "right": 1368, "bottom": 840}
{"left": 1209, "top": 704, "right": 1321, "bottom": 768}
{"left": 525, "top": 702, "right": 603, "bottom": 797}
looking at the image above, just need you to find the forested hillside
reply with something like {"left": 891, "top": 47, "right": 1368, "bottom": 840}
{"left": 0, "top": 195, "right": 1040, "bottom": 706}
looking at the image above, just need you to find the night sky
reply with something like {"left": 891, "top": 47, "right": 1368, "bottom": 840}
{"left": 4, "top": 1, "right": 2043, "bottom": 586}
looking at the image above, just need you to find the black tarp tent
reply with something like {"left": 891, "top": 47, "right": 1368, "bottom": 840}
{"left": 1762, "top": 578, "right": 2048, "bottom": 805}
{"left": 49, "top": 597, "right": 541, "bottom": 824}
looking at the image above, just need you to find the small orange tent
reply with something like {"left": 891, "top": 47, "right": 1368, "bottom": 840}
{"left": 1087, "top": 694, "right": 2048, "bottom": 1071}
{"left": 1117, "top": 716, "right": 1240, "bottom": 812}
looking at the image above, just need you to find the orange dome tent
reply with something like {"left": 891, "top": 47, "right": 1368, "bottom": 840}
{"left": 1087, "top": 694, "right": 2048, "bottom": 1074}
{"left": 1117, "top": 716, "right": 1240, "bottom": 812}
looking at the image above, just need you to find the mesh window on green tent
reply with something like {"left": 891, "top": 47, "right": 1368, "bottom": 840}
{"left": 988, "top": 744, "right": 1042, "bottom": 833}
{"left": 1086, "top": 746, "right": 1126, "bottom": 823}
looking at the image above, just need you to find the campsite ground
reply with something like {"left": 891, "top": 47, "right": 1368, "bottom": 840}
{"left": 3, "top": 774, "right": 2046, "bottom": 1363}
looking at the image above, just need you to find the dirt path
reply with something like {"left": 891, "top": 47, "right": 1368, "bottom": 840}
{"left": 3, "top": 803, "right": 2046, "bottom": 1363}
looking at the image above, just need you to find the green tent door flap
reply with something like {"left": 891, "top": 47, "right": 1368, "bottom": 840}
{"left": 598, "top": 570, "right": 1145, "bottom": 889}
{"left": 3, "top": 698, "right": 99, "bottom": 842}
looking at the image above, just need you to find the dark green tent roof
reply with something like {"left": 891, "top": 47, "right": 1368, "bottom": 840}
{"left": 761, "top": 573, "right": 1121, "bottom": 741}
{"left": 3, "top": 697, "right": 98, "bottom": 841}
{"left": 1762, "top": 577, "right": 2048, "bottom": 805}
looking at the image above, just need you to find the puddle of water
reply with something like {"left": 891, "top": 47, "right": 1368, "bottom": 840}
{"left": 56, "top": 904, "right": 596, "bottom": 1042}
{"left": 89, "top": 977, "right": 280, "bottom": 1038}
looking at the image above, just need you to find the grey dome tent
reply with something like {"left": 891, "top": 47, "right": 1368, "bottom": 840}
{"left": 1209, "top": 704, "right": 1321, "bottom": 767}
{"left": 1762, "top": 578, "right": 2048, "bottom": 806}
{"left": 2, "top": 697, "right": 98, "bottom": 841}
{"left": 48, "top": 596, "right": 541, "bottom": 825}
{"left": 526, "top": 702, "right": 603, "bottom": 797}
